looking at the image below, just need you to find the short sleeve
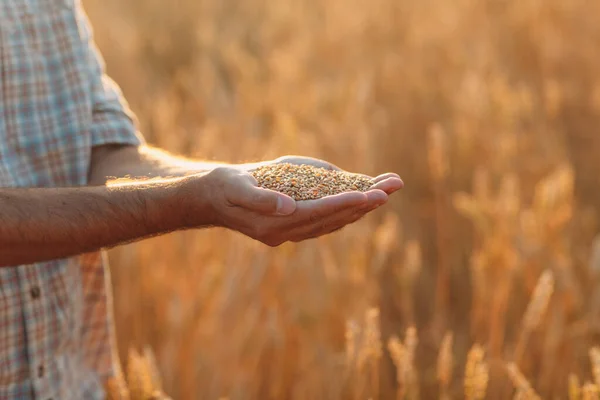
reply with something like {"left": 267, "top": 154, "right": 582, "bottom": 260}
{"left": 77, "top": 3, "right": 146, "bottom": 148}
{"left": 89, "top": 73, "right": 146, "bottom": 148}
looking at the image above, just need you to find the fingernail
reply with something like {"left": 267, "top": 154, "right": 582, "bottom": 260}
{"left": 276, "top": 196, "right": 296, "bottom": 215}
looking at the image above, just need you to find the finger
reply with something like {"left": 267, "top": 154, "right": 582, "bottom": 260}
{"left": 293, "top": 209, "right": 370, "bottom": 242}
{"left": 372, "top": 172, "right": 402, "bottom": 184}
{"left": 226, "top": 177, "right": 296, "bottom": 215}
{"left": 369, "top": 177, "right": 404, "bottom": 194}
{"left": 294, "top": 191, "right": 368, "bottom": 220}
{"left": 323, "top": 207, "right": 373, "bottom": 235}
{"left": 364, "top": 188, "right": 389, "bottom": 204}
{"left": 289, "top": 203, "right": 371, "bottom": 242}
{"left": 261, "top": 190, "right": 368, "bottom": 238}
{"left": 290, "top": 192, "right": 386, "bottom": 241}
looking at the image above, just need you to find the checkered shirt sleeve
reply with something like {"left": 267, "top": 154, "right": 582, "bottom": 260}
{"left": 0, "top": 1, "right": 147, "bottom": 399}
{"left": 76, "top": 4, "right": 146, "bottom": 148}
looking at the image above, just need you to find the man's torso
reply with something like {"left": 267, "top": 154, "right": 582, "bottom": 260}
{"left": 0, "top": 1, "right": 124, "bottom": 398}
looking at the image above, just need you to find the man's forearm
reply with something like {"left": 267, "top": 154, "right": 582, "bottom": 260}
{"left": 90, "top": 145, "right": 220, "bottom": 184}
{"left": 0, "top": 178, "right": 189, "bottom": 267}
{"left": 89, "top": 144, "right": 265, "bottom": 185}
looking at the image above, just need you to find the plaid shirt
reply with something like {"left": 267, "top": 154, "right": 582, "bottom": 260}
{"left": 0, "top": 0, "right": 144, "bottom": 398}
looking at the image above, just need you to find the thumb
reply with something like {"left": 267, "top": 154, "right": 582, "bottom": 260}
{"left": 228, "top": 179, "right": 296, "bottom": 215}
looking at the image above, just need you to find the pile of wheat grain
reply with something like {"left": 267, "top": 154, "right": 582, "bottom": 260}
{"left": 250, "top": 163, "right": 374, "bottom": 200}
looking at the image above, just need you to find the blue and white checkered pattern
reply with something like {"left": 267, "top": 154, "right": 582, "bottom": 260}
{"left": 0, "top": 0, "right": 144, "bottom": 398}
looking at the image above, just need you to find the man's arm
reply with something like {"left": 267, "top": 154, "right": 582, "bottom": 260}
{"left": 0, "top": 177, "right": 190, "bottom": 267}
{"left": 88, "top": 144, "right": 340, "bottom": 185}
{"left": 89, "top": 144, "right": 228, "bottom": 185}
{"left": 1, "top": 156, "right": 398, "bottom": 267}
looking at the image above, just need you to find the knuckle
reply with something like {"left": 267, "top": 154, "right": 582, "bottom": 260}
{"left": 252, "top": 192, "right": 272, "bottom": 206}
{"left": 252, "top": 193, "right": 265, "bottom": 205}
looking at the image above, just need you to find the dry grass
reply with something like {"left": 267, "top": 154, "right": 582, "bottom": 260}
{"left": 80, "top": 0, "right": 600, "bottom": 398}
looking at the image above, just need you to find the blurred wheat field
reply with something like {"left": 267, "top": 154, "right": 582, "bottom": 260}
{"left": 82, "top": 0, "right": 600, "bottom": 398}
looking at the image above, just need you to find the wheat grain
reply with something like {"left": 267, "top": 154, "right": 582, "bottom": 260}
{"left": 250, "top": 163, "right": 374, "bottom": 200}
{"left": 404, "top": 327, "right": 418, "bottom": 371}
{"left": 127, "top": 348, "right": 155, "bottom": 400}
{"left": 437, "top": 332, "right": 453, "bottom": 399}
{"left": 143, "top": 346, "right": 164, "bottom": 393}
{"left": 388, "top": 327, "right": 418, "bottom": 400}
{"left": 570, "top": 374, "right": 582, "bottom": 400}
{"left": 464, "top": 344, "right": 488, "bottom": 400}
{"left": 105, "top": 376, "right": 131, "bottom": 400}
{"left": 582, "top": 382, "right": 600, "bottom": 400}
{"left": 506, "top": 363, "right": 541, "bottom": 400}
{"left": 364, "top": 308, "right": 382, "bottom": 399}
{"left": 404, "top": 327, "right": 419, "bottom": 399}
{"left": 514, "top": 270, "right": 555, "bottom": 363}
{"left": 363, "top": 308, "right": 382, "bottom": 360}
{"left": 388, "top": 334, "right": 406, "bottom": 400}
{"left": 427, "top": 123, "right": 449, "bottom": 182}
{"left": 522, "top": 270, "right": 554, "bottom": 332}
{"left": 93, "top": 0, "right": 600, "bottom": 397}
{"left": 403, "top": 240, "right": 422, "bottom": 281}
{"left": 590, "top": 348, "right": 600, "bottom": 388}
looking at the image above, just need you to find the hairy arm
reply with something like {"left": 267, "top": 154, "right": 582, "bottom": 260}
{"left": 0, "top": 145, "right": 400, "bottom": 267}
{"left": 88, "top": 144, "right": 332, "bottom": 185}
{"left": 89, "top": 144, "right": 237, "bottom": 184}
{"left": 0, "top": 177, "right": 197, "bottom": 267}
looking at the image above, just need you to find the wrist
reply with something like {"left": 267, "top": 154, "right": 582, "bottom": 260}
{"left": 122, "top": 177, "right": 196, "bottom": 234}
{"left": 170, "top": 172, "right": 217, "bottom": 229}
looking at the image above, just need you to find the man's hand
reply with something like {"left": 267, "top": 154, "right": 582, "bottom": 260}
{"left": 90, "top": 146, "right": 404, "bottom": 196}
{"left": 179, "top": 163, "right": 402, "bottom": 246}
{"left": 90, "top": 145, "right": 405, "bottom": 246}
{"left": 0, "top": 149, "right": 403, "bottom": 266}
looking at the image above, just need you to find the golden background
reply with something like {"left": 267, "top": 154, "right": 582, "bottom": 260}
{"left": 83, "top": 0, "right": 600, "bottom": 398}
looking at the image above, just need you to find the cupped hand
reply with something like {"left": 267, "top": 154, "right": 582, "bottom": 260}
{"left": 197, "top": 166, "right": 392, "bottom": 246}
